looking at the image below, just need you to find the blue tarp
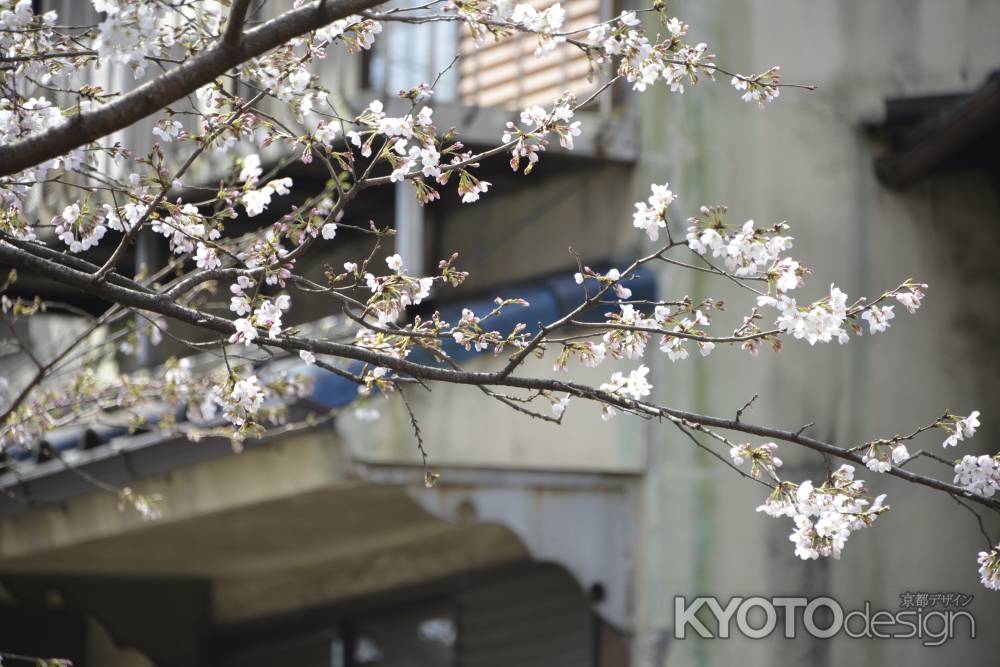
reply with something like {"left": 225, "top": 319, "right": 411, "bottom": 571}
{"left": 307, "top": 264, "right": 657, "bottom": 407}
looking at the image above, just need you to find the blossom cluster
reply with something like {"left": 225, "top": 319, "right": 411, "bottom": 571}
{"left": 682, "top": 204, "right": 928, "bottom": 348}
{"left": 598, "top": 364, "right": 652, "bottom": 420}
{"left": 451, "top": 301, "right": 529, "bottom": 355}
{"left": 93, "top": 0, "right": 170, "bottom": 77}
{"left": 953, "top": 454, "right": 1000, "bottom": 498}
{"left": 730, "top": 67, "right": 782, "bottom": 107}
{"left": 586, "top": 9, "right": 715, "bottom": 94}
{"left": 345, "top": 99, "right": 494, "bottom": 205}
{"left": 362, "top": 254, "right": 436, "bottom": 325}
{"left": 979, "top": 546, "right": 1000, "bottom": 591}
{"left": 552, "top": 340, "right": 607, "bottom": 373}
{"left": 861, "top": 441, "right": 910, "bottom": 473}
{"left": 601, "top": 302, "right": 715, "bottom": 363}
{"left": 508, "top": 2, "right": 566, "bottom": 55}
{"left": 757, "top": 465, "right": 888, "bottom": 560}
{"left": 229, "top": 293, "right": 292, "bottom": 347}
{"left": 0, "top": 94, "right": 74, "bottom": 210}
{"left": 687, "top": 206, "right": 794, "bottom": 278}
{"left": 942, "top": 411, "right": 981, "bottom": 448}
{"left": 0, "top": 356, "right": 311, "bottom": 456}
{"left": 244, "top": 13, "right": 380, "bottom": 119}
{"left": 239, "top": 154, "right": 294, "bottom": 217}
{"left": 730, "top": 441, "right": 783, "bottom": 480}
{"left": 501, "top": 96, "right": 581, "bottom": 173}
{"left": 632, "top": 183, "right": 676, "bottom": 242}
{"left": 53, "top": 203, "right": 107, "bottom": 253}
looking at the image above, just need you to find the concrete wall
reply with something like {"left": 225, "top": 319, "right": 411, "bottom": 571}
{"left": 627, "top": 1, "right": 1000, "bottom": 666}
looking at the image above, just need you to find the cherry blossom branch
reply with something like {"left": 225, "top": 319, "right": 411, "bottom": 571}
{"left": 3, "top": 0, "right": 995, "bottom": 588}
{"left": 2, "top": 238, "right": 993, "bottom": 513}
{"left": 846, "top": 413, "right": 950, "bottom": 454}
{"left": 0, "top": 0, "right": 389, "bottom": 177}
{"left": 93, "top": 89, "right": 269, "bottom": 281}
{"left": 364, "top": 9, "right": 816, "bottom": 93}
{"left": 360, "top": 75, "right": 621, "bottom": 190}
{"left": 671, "top": 420, "right": 775, "bottom": 489}
{"left": 498, "top": 240, "right": 684, "bottom": 378}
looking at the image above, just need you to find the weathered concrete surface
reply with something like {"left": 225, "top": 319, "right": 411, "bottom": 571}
{"left": 626, "top": 2, "right": 1000, "bottom": 666}
{"left": 0, "top": 431, "right": 530, "bottom": 623}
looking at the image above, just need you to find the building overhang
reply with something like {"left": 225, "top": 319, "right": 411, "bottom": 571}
{"left": 0, "top": 429, "right": 532, "bottom": 624}
{"left": 871, "top": 71, "right": 1000, "bottom": 189}
{"left": 0, "top": 428, "right": 638, "bottom": 629}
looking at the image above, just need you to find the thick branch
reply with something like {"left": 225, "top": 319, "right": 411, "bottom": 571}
{"left": 223, "top": 0, "right": 255, "bottom": 45}
{"left": 0, "top": 0, "right": 386, "bottom": 177}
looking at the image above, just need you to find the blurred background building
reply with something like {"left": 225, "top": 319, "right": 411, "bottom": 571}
{"left": 2, "top": 1, "right": 1000, "bottom": 666}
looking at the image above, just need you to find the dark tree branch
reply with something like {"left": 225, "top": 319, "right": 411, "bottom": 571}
{"left": 950, "top": 494, "right": 995, "bottom": 549}
{"left": 223, "top": 0, "right": 255, "bottom": 45}
{"left": 1, "top": 239, "right": 996, "bottom": 513}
